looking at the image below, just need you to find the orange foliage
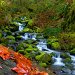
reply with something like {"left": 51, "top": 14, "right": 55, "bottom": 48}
{"left": 0, "top": 46, "right": 10, "bottom": 60}
{"left": 0, "top": 45, "right": 48, "bottom": 75}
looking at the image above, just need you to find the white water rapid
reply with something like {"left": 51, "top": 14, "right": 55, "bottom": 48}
{"left": 17, "top": 21, "right": 75, "bottom": 75}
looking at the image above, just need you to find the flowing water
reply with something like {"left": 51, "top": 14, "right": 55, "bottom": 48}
{"left": 15, "top": 22, "right": 75, "bottom": 75}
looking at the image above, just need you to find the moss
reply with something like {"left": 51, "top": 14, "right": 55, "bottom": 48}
{"left": 47, "top": 36, "right": 58, "bottom": 44}
{"left": 25, "top": 39, "right": 37, "bottom": 44}
{"left": 70, "top": 48, "right": 75, "bottom": 55}
{"left": 39, "top": 62, "right": 47, "bottom": 67}
{"left": 22, "top": 28, "right": 30, "bottom": 33}
{"left": 35, "top": 52, "right": 52, "bottom": 64}
{"left": 0, "top": 33, "right": 2, "bottom": 38}
{"left": 25, "top": 45, "right": 38, "bottom": 53}
{"left": 51, "top": 42, "right": 60, "bottom": 50}
{"left": 28, "top": 19, "right": 33, "bottom": 27}
{"left": 58, "top": 32, "right": 75, "bottom": 51}
{"left": 60, "top": 53, "right": 70, "bottom": 59}
{"left": 64, "top": 58, "right": 72, "bottom": 63}
{"left": 18, "top": 50, "right": 25, "bottom": 54}
{"left": 16, "top": 36, "right": 22, "bottom": 40}
{"left": 17, "top": 42, "right": 28, "bottom": 50}
{"left": 47, "top": 36, "right": 58, "bottom": 48}
{"left": 34, "top": 27, "right": 43, "bottom": 33}
{"left": 35, "top": 52, "right": 45, "bottom": 61}
{"left": 8, "top": 40, "right": 16, "bottom": 44}
{"left": 36, "top": 34, "right": 44, "bottom": 39}
{"left": 6, "top": 36, "right": 15, "bottom": 40}
{"left": 24, "top": 52, "right": 31, "bottom": 59}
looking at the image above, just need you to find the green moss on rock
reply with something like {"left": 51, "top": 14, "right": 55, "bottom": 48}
{"left": 64, "top": 58, "right": 72, "bottom": 63}
{"left": 51, "top": 42, "right": 60, "bottom": 50}
{"left": 70, "top": 48, "right": 75, "bottom": 55}
{"left": 6, "top": 36, "right": 15, "bottom": 40}
{"left": 39, "top": 62, "right": 47, "bottom": 67}
{"left": 60, "top": 53, "right": 70, "bottom": 59}
{"left": 0, "top": 33, "right": 2, "bottom": 38}
{"left": 18, "top": 50, "right": 25, "bottom": 54}
{"left": 22, "top": 28, "right": 30, "bottom": 33}
{"left": 35, "top": 52, "right": 52, "bottom": 64}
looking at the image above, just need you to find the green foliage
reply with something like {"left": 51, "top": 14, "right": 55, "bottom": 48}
{"left": 22, "top": 28, "right": 31, "bottom": 33}
{"left": 28, "top": 19, "right": 33, "bottom": 26}
{"left": 47, "top": 36, "right": 58, "bottom": 45}
{"left": 0, "top": 33, "right": 2, "bottom": 38}
{"left": 39, "top": 62, "right": 47, "bottom": 67}
{"left": 35, "top": 52, "right": 52, "bottom": 64}
{"left": 58, "top": 32, "right": 75, "bottom": 51}
{"left": 6, "top": 36, "right": 15, "bottom": 40}
{"left": 60, "top": 53, "right": 71, "bottom": 59}
{"left": 51, "top": 42, "right": 61, "bottom": 50}
{"left": 64, "top": 58, "right": 72, "bottom": 63}
{"left": 61, "top": 1, "right": 75, "bottom": 32}
{"left": 70, "top": 48, "right": 75, "bottom": 55}
{"left": 16, "top": 42, "right": 28, "bottom": 50}
{"left": 43, "top": 27, "right": 61, "bottom": 37}
{"left": 18, "top": 50, "right": 25, "bottom": 55}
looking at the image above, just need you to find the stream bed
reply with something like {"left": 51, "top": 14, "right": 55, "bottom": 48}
{"left": 1, "top": 20, "right": 75, "bottom": 75}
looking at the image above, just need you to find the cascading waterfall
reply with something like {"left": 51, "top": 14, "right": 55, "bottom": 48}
{"left": 17, "top": 21, "right": 65, "bottom": 66}
{"left": 17, "top": 21, "right": 75, "bottom": 75}
{"left": 18, "top": 22, "right": 24, "bottom": 31}
{"left": 21, "top": 33, "right": 37, "bottom": 40}
{"left": 36, "top": 39, "right": 56, "bottom": 53}
{"left": 53, "top": 52, "right": 65, "bottom": 66}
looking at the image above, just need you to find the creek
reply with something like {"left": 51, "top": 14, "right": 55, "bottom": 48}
{"left": 2, "top": 20, "right": 75, "bottom": 75}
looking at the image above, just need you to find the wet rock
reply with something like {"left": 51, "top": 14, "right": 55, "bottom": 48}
{"left": 0, "top": 33, "right": 2, "bottom": 38}
{"left": 35, "top": 52, "right": 52, "bottom": 64}
{"left": 6, "top": 36, "right": 15, "bottom": 40}
{"left": 70, "top": 48, "right": 75, "bottom": 55}
{"left": 60, "top": 53, "right": 70, "bottom": 59}
{"left": 16, "top": 42, "right": 28, "bottom": 50}
{"left": 0, "top": 58, "right": 17, "bottom": 75}
{"left": 39, "top": 62, "right": 47, "bottom": 67}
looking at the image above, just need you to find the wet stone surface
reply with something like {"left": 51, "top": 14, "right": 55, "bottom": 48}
{"left": 0, "top": 58, "right": 17, "bottom": 75}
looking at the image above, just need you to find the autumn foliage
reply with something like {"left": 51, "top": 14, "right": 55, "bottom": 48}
{"left": 0, "top": 45, "right": 48, "bottom": 75}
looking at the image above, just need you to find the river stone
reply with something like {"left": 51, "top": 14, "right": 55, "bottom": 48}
{"left": 0, "top": 58, "right": 17, "bottom": 75}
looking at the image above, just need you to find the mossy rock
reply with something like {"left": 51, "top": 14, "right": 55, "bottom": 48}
{"left": 47, "top": 36, "right": 58, "bottom": 48}
{"left": 35, "top": 52, "right": 52, "bottom": 64}
{"left": 18, "top": 50, "right": 25, "bottom": 54}
{"left": 22, "top": 28, "right": 30, "bottom": 33}
{"left": 28, "top": 19, "right": 33, "bottom": 27}
{"left": 24, "top": 52, "right": 31, "bottom": 59}
{"left": 17, "top": 42, "right": 28, "bottom": 50}
{"left": 25, "top": 39, "right": 37, "bottom": 44}
{"left": 35, "top": 52, "right": 45, "bottom": 61}
{"left": 51, "top": 42, "right": 60, "bottom": 50}
{"left": 39, "top": 62, "right": 47, "bottom": 67}
{"left": 25, "top": 45, "right": 38, "bottom": 53}
{"left": 47, "top": 36, "right": 58, "bottom": 44}
{"left": 6, "top": 36, "right": 15, "bottom": 40}
{"left": 64, "top": 58, "right": 72, "bottom": 63}
{"left": 16, "top": 36, "right": 22, "bottom": 40}
{"left": 34, "top": 27, "right": 43, "bottom": 33}
{"left": 0, "top": 33, "right": 2, "bottom": 38}
{"left": 70, "top": 48, "right": 75, "bottom": 55}
{"left": 60, "top": 53, "right": 71, "bottom": 59}
{"left": 36, "top": 34, "right": 44, "bottom": 39}
{"left": 8, "top": 40, "right": 16, "bottom": 44}
{"left": 9, "top": 22, "right": 19, "bottom": 31}
{"left": 5, "top": 30, "right": 12, "bottom": 35}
